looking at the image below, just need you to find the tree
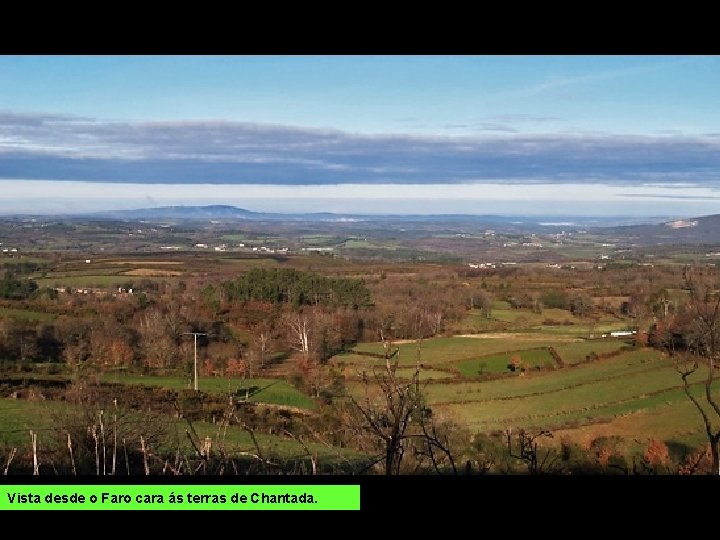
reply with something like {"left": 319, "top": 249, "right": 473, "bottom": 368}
{"left": 0, "top": 271, "right": 38, "bottom": 300}
{"left": 627, "top": 280, "right": 650, "bottom": 321}
{"left": 649, "top": 288, "right": 673, "bottom": 319}
{"left": 505, "top": 429, "right": 559, "bottom": 474}
{"left": 476, "top": 291, "right": 493, "bottom": 319}
{"left": 541, "top": 290, "right": 569, "bottom": 310}
{"left": 349, "top": 339, "right": 456, "bottom": 475}
{"left": 224, "top": 268, "right": 371, "bottom": 308}
{"left": 643, "top": 439, "right": 670, "bottom": 471}
{"left": 246, "top": 323, "right": 273, "bottom": 377}
{"left": 36, "top": 324, "right": 62, "bottom": 363}
{"left": 87, "top": 320, "right": 137, "bottom": 368}
{"left": 16, "top": 321, "right": 38, "bottom": 363}
{"left": 137, "top": 308, "right": 181, "bottom": 370}
{"left": 569, "top": 292, "right": 594, "bottom": 317}
{"left": 256, "top": 326, "right": 271, "bottom": 368}
{"left": 668, "top": 268, "right": 720, "bottom": 474}
{"left": 353, "top": 361, "right": 421, "bottom": 474}
{"left": 286, "top": 312, "right": 311, "bottom": 358}
{"left": 531, "top": 293, "right": 544, "bottom": 315}
{"left": 55, "top": 317, "right": 93, "bottom": 369}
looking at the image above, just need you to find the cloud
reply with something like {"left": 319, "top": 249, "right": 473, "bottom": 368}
{"left": 623, "top": 193, "right": 720, "bottom": 200}
{"left": 502, "top": 58, "right": 694, "bottom": 99}
{"left": 444, "top": 122, "right": 518, "bottom": 133}
{"left": 4, "top": 180, "right": 720, "bottom": 216}
{"left": 1, "top": 111, "right": 720, "bottom": 186}
{"left": 486, "top": 114, "right": 562, "bottom": 124}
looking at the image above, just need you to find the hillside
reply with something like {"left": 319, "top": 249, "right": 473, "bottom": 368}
{"left": 598, "top": 213, "right": 720, "bottom": 245}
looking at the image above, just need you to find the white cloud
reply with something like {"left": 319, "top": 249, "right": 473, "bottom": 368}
{"left": 1, "top": 110, "right": 720, "bottom": 186}
{"left": 2, "top": 179, "right": 719, "bottom": 203}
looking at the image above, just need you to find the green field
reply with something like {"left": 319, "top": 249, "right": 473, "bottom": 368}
{"left": 457, "top": 348, "right": 556, "bottom": 376}
{"left": 101, "top": 375, "right": 317, "bottom": 410}
{"left": 342, "top": 364, "right": 455, "bottom": 381}
{"left": 0, "top": 307, "right": 57, "bottom": 321}
{"left": 343, "top": 239, "right": 396, "bottom": 249}
{"left": 301, "top": 235, "right": 338, "bottom": 247}
{"left": 435, "top": 382, "right": 713, "bottom": 436}
{"left": 215, "top": 258, "right": 281, "bottom": 268}
{"left": 221, "top": 234, "right": 250, "bottom": 242}
{"left": 36, "top": 275, "right": 172, "bottom": 288}
{"left": 529, "top": 322, "right": 630, "bottom": 335}
{"left": 425, "top": 349, "right": 664, "bottom": 403}
{"left": 0, "top": 398, "right": 358, "bottom": 463}
{"left": 553, "top": 245, "right": 613, "bottom": 259}
{"left": 456, "top": 302, "right": 629, "bottom": 336}
{"left": 0, "top": 398, "right": 72, "bottom": 446}
{"left": 340, "top": 341, "right": 717, "bottom": 448}
{"left": 345, "top": 335, "right": 576, "bottom": 367}
{"left": 45, "top": 267, "right": 131, "bottom": 277}
{"left": 551, "top": 395, "right": 713, "bottom": 449}
{"left": 425, "top": 348, "right": 712, "bottom": 438}
{"left": 490, "top": 307, "right": 578, "bottom": 325}
{"left": 553, "top": 339, "right": 630, "bottom": 364}
{"left": 394, "top": 367, "right": 455, "bottom": 380}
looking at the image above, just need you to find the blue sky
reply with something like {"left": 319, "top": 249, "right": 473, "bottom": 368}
{"left": 1, "top": 55, "right": 720, "bottom": 215}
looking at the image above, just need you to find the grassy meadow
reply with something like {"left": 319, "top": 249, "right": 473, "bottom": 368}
{"left": 100, "top": 374, "right": 317, "bottom": 409}
{"left": 0, "top": 398, "right": 357, "bottom": 463}
{"left": 336, "top": 331, "right": 716, "bottom": 451}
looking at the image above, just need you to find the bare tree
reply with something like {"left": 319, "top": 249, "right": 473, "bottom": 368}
{"left": 352, "top": 361, "right": 420, "bottom": 474}
{"left": 287, "top": 313, "right": 311, "bottom": 358}
{"left": 138, "top": 308, "right": 179, "bottom": 370}
{"left": 243, "top": 321, "right": 275, "bottom": 377}
{"left": 349, "top": 336, "right": 456, "bottom": 475}
{"left": 478, "top": 292, "right": 493, "bottom": 319}
{"left": 676, "top": 354, "right": 720, "bottom": 475}
{"left": 257, "top": 329, "right": 271, "bottom": 368}
{"left": 672, "top": 268, "right": 720, "bottom": 474}
{"left": 505, "top": 428, "right": 559, "bottom": 474}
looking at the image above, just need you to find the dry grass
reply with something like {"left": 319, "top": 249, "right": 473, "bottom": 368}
{"left": 122, "top": 269, "right": 184, "bottom": 277}
{"left": 551, "top": 399, "right": 710, "bottom": 448}
{"left": 106, "top": 261, "right": 183, "bottom": 266}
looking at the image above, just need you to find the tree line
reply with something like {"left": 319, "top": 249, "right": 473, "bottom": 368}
{"left": 0, "top": 271, "right": 38, "bottom": 300}
{"left": 222, "top": 268, "right": 372, "bottom": 309}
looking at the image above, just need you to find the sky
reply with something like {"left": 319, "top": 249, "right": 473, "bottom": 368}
{"left": 1, "top": 55, "right": 720, "bottom": 216}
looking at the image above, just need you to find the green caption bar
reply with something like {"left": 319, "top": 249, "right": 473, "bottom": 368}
{"left": 0, "top": 485, "right": 359, "bottom": 510}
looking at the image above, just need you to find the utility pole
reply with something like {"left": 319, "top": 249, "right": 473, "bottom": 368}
{"left": 182, "top": 332, "right": 207, "bottom": 391}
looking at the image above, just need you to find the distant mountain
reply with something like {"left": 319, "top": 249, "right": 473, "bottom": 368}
{"left": 599, "top": 213, "right": 720, "bottom": 245}
{"left": 92, "top": 205, "right": 261, "bottom": 220}
{"left": 87, "top": 205, "right": 667, "bottom": 227}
